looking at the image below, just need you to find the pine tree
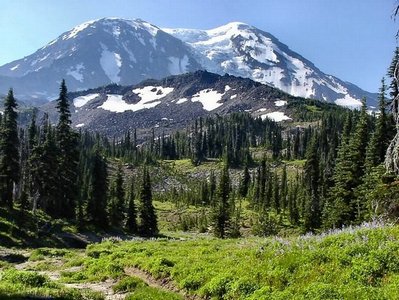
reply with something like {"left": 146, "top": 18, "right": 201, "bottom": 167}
{"left": 138, "top": 168, "right": 158, "bottom": 236}
{"left": 288, "top": 179, "right": 300, "bottom": 225}
{"left": 211, "top": 165, "right": 231, "bottom": 238}
{"left": 239, "top": 165, "right": 250, "bottom": 198}
{"left": 55, "top": 80, "right": 79, "bottom": 218}
{"left": 303, "top": 135, "right": 321, "bottom": 232}
{"left": 0, "top": 89, "right": 19, "bottom": 207}
{"left": 385, "top": 47, "right": 399, "bottom": 175}
{"left": 108, "top": 164, "right": 125, "bottom": 227}
{"left": 326, "top": 100, "right": 369, "bottom": 227}
{"left": 366, "top": 78, "right": 391, "bottom": 168}
{"left": 86, "top": 149, "right": 108, "bottom": 227}
{"left": 125, "top": 176, "right": 137, "bottom": 233}
{"left": 29, "top": 121, "right": 59, "bottom": 213}
{"left": 209, "top": 171, "right": 216, "bottom": 206}
{"left": 280, "top": 165, "right": 288, "bottom": 212}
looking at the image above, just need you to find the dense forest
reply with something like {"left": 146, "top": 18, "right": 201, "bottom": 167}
{"left": 0, "top": 49, "right": 399, "bottom": 240}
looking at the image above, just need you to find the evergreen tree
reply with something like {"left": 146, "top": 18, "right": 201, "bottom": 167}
{"left": 209, "top": 171, "right": 217, "bottom": 206}
{"left": 138, "top": 168, "right": 158, "bottom": 236}
{"left": 211, "top": 165, "right": 231, "bottom": 238}
{"left": 55, "top": 80, "right": 79, "bottom": 218}
{"left": 30, "top": 121, "right": 59, "bottom": 213}
{"left": 108, "top": 164, "right": 125, "bottom": 227}
{"left": 303, "top": 135, "right": 321, "bottom": 232}
{"left": 0, "top": 89, "right": 20, "bottom": 207}
{"left": 239, "top": 165, "right": 250, "bottom": 198}
{"left": 326, "top": 100, "right": 369, "bottom": 227}
{"left": 0, "top": 89, "right": 19, "bottom": 207}
{"left": 280, "top": 165, "right": 288, "bottom": 212}
{"left": 288, "top": 179, "right": 300, "bottom": 225}
{"left": 366, "top": 78, "right": 391, "bottom": 168}
{"left": 86, "top": 149, "right": 108, "bottom": 227}
{"left": 125, "top": 176, "right": 137, "bottom": 233}
{"left": 385, "top": 47, "right": 399, "bottom": 175}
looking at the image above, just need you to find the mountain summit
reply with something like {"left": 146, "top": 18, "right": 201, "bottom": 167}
{"left": 164, "top": 22, "right": 375, "bottom": 107}
{"left": 0, "top": 18, "right": 200, "bottom": 101}
{"left": 0, "top": 18, "right": 375, "bottom": 106}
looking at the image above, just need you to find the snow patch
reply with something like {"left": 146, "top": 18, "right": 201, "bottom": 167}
{"left": 100, "top": 43, "right": 121, "bottom": 83}
{"left": 67, "top": 63, "right": 85, "bottom": 82}
{"left": 334, "top": 94, "right": 362, "bottom": 109}
{"left": 10, "top": 64, "right": 19, "bottom": 71}
{"left": 192, "top": 89, "right": 225, "bottom": 111}
{"left": 64, "top": 20, "right": 96, "bottom": 40}
{"left": 137, "top": 36, "right": 146, "bottom": 46}
{"left": 176, "top": 98, "right": 188, "bottom": 104}
{"left": 99, "top": 86, "right": 173, "bottom": 113}
{"left": 230, "top": 94, "right": 237, "bottom": 99}
{"left": 113, "top": 26, "right": 121, "bottom": 37}
{"left": 73, "top": 93, "right": 99, "bottom": 108}
{"left": 99, "top": 93, "right": 161, "bottom": 113}
{"left": 75, "top": 123, "right": 85, "bottom": 128}
{"left": 132, "top": 86, "right": 174, "bottom": 102}
{"left": 274, "top": 100, "right": 287, "bottom": 107}
{"left": 122, "top": 43, "right": 137, "bottom": 63}
{"left": 261, "top": 112, "right": 291, "bottom": 122}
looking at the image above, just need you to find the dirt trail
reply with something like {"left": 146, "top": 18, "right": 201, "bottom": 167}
{"left": 10, "top": 251, "right": 200, "bottom": 300}
{"left": 124, "top": 267, "right": 202, "bottom": 300}
{"left": 64, "top": 279, "right": 127, "bottom": 300}
{"left": 13, "top": 255, "right": 127, "bottom": 300}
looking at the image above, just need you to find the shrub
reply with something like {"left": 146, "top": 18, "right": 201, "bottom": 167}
{"left": 113, "top": 276, "right": 147, "bottom": 292}
{"left": 200, "top": 274, "right": 233, "bottom": 299}
{"left": 1, "top": 269, "right": 48, "bottom": 287}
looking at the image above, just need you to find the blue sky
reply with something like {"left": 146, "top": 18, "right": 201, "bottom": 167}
{"left": 0, "top": 0, "right": 397, "bottom": 92}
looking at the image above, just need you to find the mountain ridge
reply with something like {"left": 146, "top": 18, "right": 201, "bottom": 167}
{"left": 0, "top": 18, "right": 376, "bottom": 107}
{"left": 36, "top": 70, "right": 346, "bottom": 139}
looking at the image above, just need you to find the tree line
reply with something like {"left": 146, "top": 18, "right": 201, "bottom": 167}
{"left": 0, "top": 47, "right": 398, "bottom": 237}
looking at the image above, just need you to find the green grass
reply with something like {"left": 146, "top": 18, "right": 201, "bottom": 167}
{"left": 112, "top": 275, "right": 184, "bottom": 299}
{"left": 125, "top": 285, "right": 184, "bottom": 300}
{"left": 0, "top": 268, "right": 103, "bottom": 300}
{"left": 61, "top": 224, "right": 399, "bottom": 299}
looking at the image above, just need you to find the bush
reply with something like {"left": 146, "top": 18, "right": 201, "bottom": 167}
{"left": 1, "top": 269, "right": 48, "bottom": 287}
{"left": 125, "top": 286, "right": 183, "bottom": 300}
{"left": 113, "top": 276, "right": 147, "bottom": 293}
{"left": 180, "top": 274, "right": 204, "bottom": 291}
{"left": 200, "top": 274, "right": 233, "bottom": 298}
{"left": 303, "top": 282, "right": 343, "bottom": 299}
{"left": 29, "top": 248, "right": 70, "bottom": 261}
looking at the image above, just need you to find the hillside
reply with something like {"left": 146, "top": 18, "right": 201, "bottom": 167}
{"left": 36, "top": 70, "right": 347, "bottom": 138}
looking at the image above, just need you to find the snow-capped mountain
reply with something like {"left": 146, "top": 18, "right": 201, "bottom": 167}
{"left": 0, "top": 18, "right": 201, "bottom": 101}
{"left": 164, "top": 22, "right": 376, "bottom": 107}
{"left": 39, "top": 71, "right": 305, "bottom": 138}
{"left": 0, "top": 18, "right": 376, "bottom": 107}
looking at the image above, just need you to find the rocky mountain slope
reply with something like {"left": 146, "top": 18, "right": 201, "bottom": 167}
{"left": 0, "top": 18, "right": 375, "bottom": 107}
{"left": 40, "top": 70, "right": 310, "bottom": 138}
